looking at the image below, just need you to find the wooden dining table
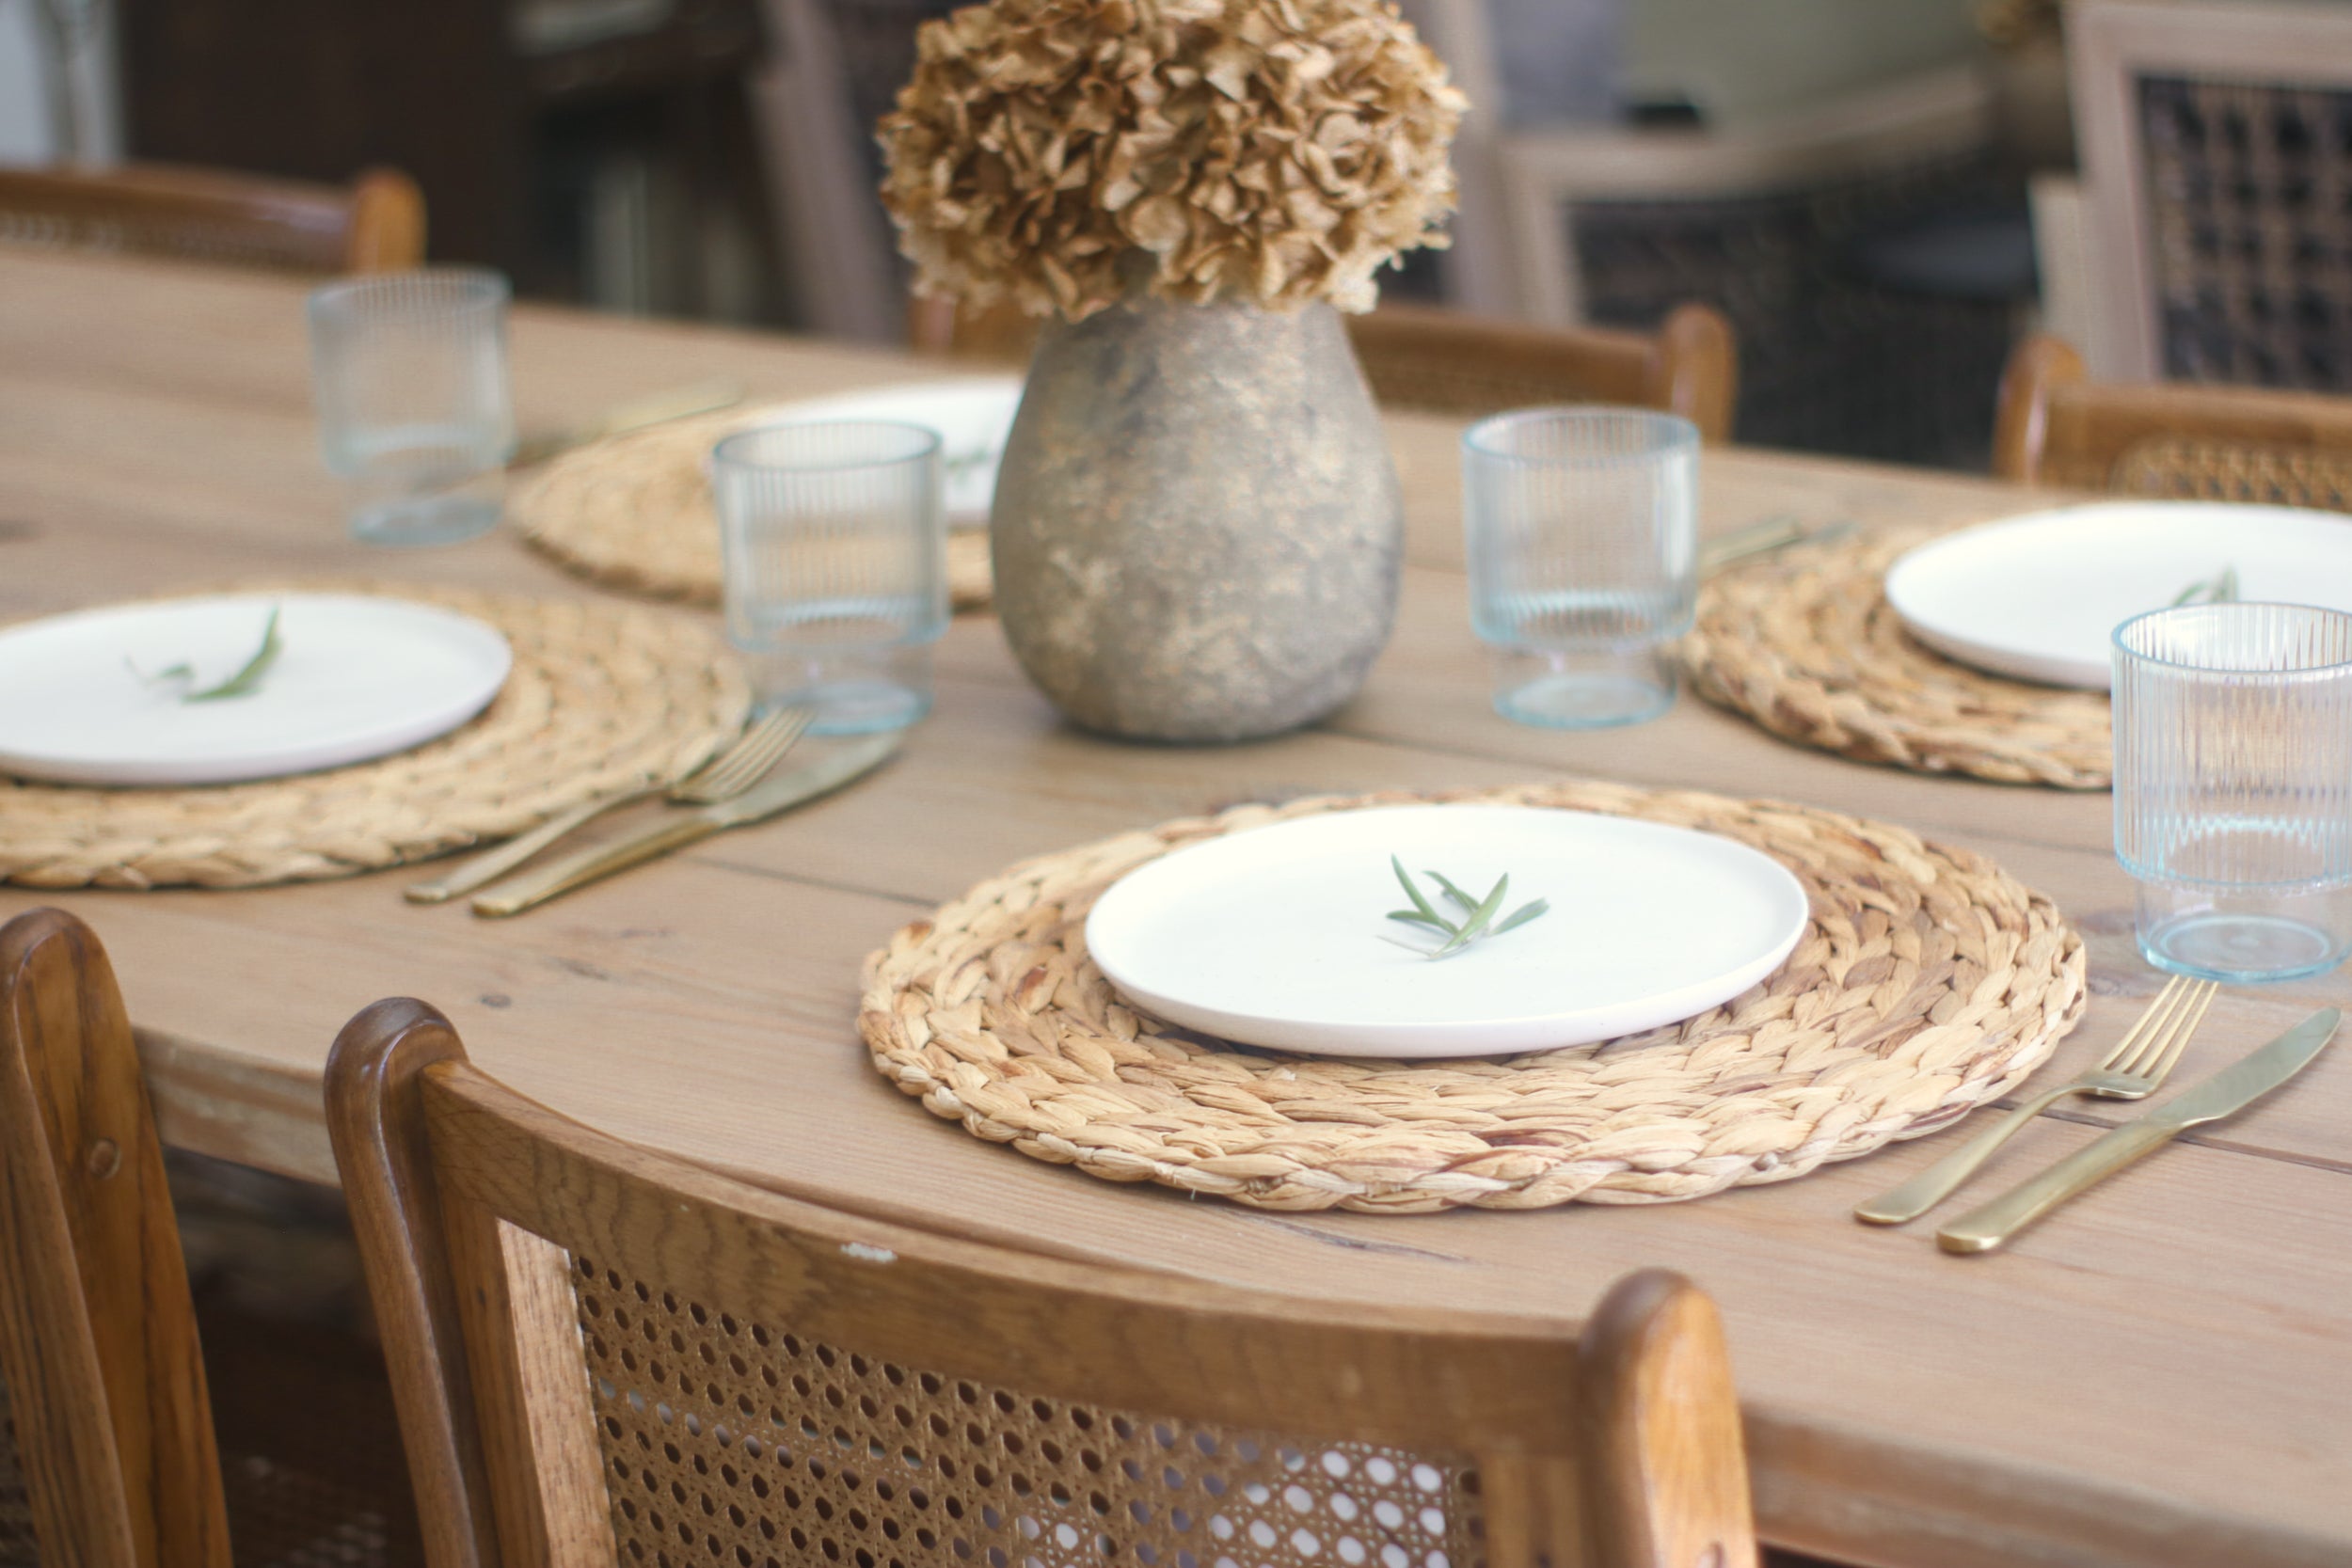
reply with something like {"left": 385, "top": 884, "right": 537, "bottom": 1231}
{"left": 3, "top": 245, "right": 2346, "bottom": 1568}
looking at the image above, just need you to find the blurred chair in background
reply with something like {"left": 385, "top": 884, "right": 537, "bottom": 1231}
{"left": 2070, "top": 0, "right": 2352, "bottom": 389}
{"left": 1994, "top": 332, "right": 2352, "bottom": 509}
{"left": 0, "top": 163, "right": 423, "bottom": 275}
{"left": 0, "top": 907, "right": 422, "bottom": 1568}
{"left": 326, "top": 999, "right": 1762, "bottom": 1568}
{"left": 911, "top": 296, "right": 1739, "bottom": 439}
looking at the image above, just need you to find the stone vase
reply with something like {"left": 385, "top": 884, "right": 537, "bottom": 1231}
{"left": 989, "top": 293, "right": 1404, "bottom": 743}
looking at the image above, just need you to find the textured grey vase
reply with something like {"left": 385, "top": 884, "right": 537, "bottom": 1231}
{"left": 990, "top": 294, "right": 1404, "bottom": 743}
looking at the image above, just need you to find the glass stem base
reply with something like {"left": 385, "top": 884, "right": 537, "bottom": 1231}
{"left": 1487, "top": 643, "right": 1677, "bottom": 730}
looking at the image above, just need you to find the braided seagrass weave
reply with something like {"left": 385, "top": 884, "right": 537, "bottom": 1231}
{"left": 1682, "top": 530, "right": 2114, "bottom": 789}
{"left": 861, "top": 782, "right": 2085, "bottom": 1212}
{"left": 510, "top": 406, "right": 996, "bottom": 611}
{"left": 0, "top": 584, "right": 747, "bottom": 891}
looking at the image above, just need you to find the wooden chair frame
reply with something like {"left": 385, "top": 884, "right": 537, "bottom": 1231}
{"left": 0, "top": 909, "right": 230, "bottom": 1568}
{"left": 327, "top": 999, "right": 1758, "bottom": 1568}
{"left": 909, "top": 297, "right": 1738, "bottom": 440}
{"left": 1994, "top": 331, "right": 2352, "bottom": 490}
{"left": 0, "top": 163, "right": 425, "bottom": 275}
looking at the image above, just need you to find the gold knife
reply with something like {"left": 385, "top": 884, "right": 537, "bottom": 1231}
{"left": 470, "top": 731, "right": 899, "bottom": 918}
{"left": 1937, "top": 1005, "right": 2340, "bottom": 1254}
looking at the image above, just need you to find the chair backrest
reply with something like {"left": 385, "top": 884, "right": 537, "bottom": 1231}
{"left": 0, "top": 910, "right": 231, "bottom": 1568}
{"left": 0, "top": 163, "right": 424, "bottom": 276}
{"left": 326, "top": 999, "right": 1759, "bottom": 1568}
{"left": 910, "top": 297, "right": 1738, "bottom": 440}
{"left": 1994, "top": 331, "right": 2352, "bottom": 508}
{"left": 2070, "top": 0, "right": 2352, "bottom": 388}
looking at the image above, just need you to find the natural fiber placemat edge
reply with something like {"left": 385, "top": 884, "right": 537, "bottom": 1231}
{"left": 1681, "top": 528, "right": 2114, "bottom": 789}
{"left": 859, "top": 781, "right": 2088, "bottom": 1213}
{"left": 0, "top": 579, "right": 749, "bottom": 891}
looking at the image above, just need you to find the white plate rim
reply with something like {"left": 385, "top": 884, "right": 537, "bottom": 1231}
{"left": 730, "top": 376, "right": 1024, "bottom": 521}
{"left": 1083, "top": 803, "right": 1811, "bottom": 1058}
{"left": 0, "top": 592, "right": 514, "bottom": 786}
{"left": 1883, "top": 499, "right": 2352, "bottom": 689}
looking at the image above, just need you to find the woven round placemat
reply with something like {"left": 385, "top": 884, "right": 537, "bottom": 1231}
{"left": 0, "top": 583, "right": 748, "bottom": 891}
{"left": 1682, "top": 530, "right": 2114, "bottom": 788}
{"left": 860, "top": 782, "right": 2086, "bottom": 1213}
{"left": 510, "top": 408, "right": 995, "bottom": 611}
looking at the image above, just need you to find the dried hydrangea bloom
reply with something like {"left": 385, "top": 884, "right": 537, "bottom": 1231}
{"left": 878, "top": 0, "right": 1468, "bottom": 319}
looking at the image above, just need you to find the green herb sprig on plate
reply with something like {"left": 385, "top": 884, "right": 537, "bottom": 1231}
{"left": 1383, "top": 855, "right": 1549, "bottom": 960}
{"left": 2172, "top": 565, "right": 2239, "bottom": 607}
{"left": 133, "top": 606, "right": 284, "bottom": 704}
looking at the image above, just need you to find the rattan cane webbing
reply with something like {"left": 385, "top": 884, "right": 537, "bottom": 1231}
{"left": 509, "top": 408, "right": 996, "bottom": 611}
{"left": 860, "top": 783, "right": 2086, "bottom": 1213}
{"left": 0, "top": 585, "right": 748, "bottom": 891}
{"left": 1682, "top": 530, "right": 2114, "bottom": 789}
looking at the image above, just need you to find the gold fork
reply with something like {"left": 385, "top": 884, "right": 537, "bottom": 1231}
{"left": 405, "top": 706, "right": 811, "bottom": 904}
{"left": 1853, "top": 974, "right": 2219, "bottom": 1225}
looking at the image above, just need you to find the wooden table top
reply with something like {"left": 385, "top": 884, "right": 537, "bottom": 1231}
{"left": 4, "top": 247, "right": 2347, "bottom": 1568}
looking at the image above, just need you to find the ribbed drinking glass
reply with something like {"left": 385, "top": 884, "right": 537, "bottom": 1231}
{"left": 1462, "top": 408, "right": 1699, "bottom": 728}
{"left": 306, "top": 268, "right": 514, "bottom": 546}
{"left": 711, "top": 420, "right": 947, "bottom": 735}
{"left": 2113, "top": 603, "right": 2352, "bottom": 982}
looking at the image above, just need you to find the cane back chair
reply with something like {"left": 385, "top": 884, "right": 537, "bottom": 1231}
{"left": 326, "top": 999, "right": 1759, "bottom": 1568}
{"left": 0, "top": 908, "right": 231, "bottom": 1568}
{"left": 1994, "top": 332, "right": 2352, "bottom": 508}
{"left": 911, "top": 298, "right": 1740, "bottom": 441}
{"left": 0, "top": 908, "right": 424, "bottom": 1568}
{"left": 0, "top": 164, "right": 424, "bottom": 276}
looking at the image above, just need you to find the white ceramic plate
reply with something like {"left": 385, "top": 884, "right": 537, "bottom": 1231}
{"left": 0, "top": 593, "right": 513, "bottom": 785}
{"left": 1884, "top": 501, "right": 2352, "bottom": 689}
{"left": 1084, "top": 804, "right": 1810, "bottom": 1058}
{"left": 742, "top": 376, "right": 1024, "bottom": 524}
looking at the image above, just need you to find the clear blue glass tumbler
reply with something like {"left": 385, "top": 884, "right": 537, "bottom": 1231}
{"left": 306, "top": 268, "right": 514, "bottom": 546}
{"left": 1462, "top": 408, "right": 1699, "bottom": 728}
{"left": 711, "top": 420, "right": 948, "bottom": 735}
{"left": 2113, "top": 603, "right": 2352, "bottom": 982}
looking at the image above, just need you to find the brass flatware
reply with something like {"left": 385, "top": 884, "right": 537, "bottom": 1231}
{"left": 1698, "top": 515, "right": 1855, "bottom": 577}
{"left": 507, "top": 379, "right": 745, "bottom": 468}
{"left": 405, "top": 706, "right": 810, "bottom": 905}
{"left": 1937, "top": 1005, "right": 2341, "bottom": 1254}
{"left": 1855, "top": 974, "right": 2217, "bottom": 1225}
{"left": 470, "top": 729, "right": 900, "bottom": 918}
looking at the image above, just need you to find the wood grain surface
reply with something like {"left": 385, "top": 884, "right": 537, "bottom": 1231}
{"left": 3, "top": 247, "right": 2348, "bottom": 1568}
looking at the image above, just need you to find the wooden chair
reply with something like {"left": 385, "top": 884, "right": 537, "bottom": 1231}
{"left": 1994, "top": 332, "right": 2352, "bottom": 508}
{"left": 0, "top": 163, "right": 425, "bottom": 276}
{"left": 910, "top": 296, "right": 1740, "bottom": 441}
{"left": 0, "top": 909, "right": 423, "bottom": 1568}
{"left": 326, "top": 998, "right": 1761, "bottom": 1568}
{"left": 2069, "top": 0, "right": 2352, "bottom": 388}
{"left": 0, "top": 907, "right": 231, "bottom": 1568}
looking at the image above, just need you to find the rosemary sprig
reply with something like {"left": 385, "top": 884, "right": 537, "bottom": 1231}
{"left": 2171, "top": 565, "right": 2240, "bottom": 606}
{"left": 1383, "top": 855, "right": 1550, "bottom": 961}
{"left": 133, "top": 606, "right": 284, "bottom": 704}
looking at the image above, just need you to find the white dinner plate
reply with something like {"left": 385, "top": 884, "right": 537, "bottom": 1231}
{"left": 1084, "top": 804, "right": 1810, "bottom": 1058}
{"left": 0, "top": 593, "right": 513, "bottom": 785}
{"left": 1884, "top": 501, "right": 2352, "bottom": 689}
{"left": 741, "top": 376, "right": 1024, "bottom": 523}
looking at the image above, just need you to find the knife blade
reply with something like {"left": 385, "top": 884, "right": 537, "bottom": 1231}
{"left": 470, "top": 729, "right": 900, "bottom": 918}
{"left": 1937, "top": 1005, "right": 2340, "bottom": 1254}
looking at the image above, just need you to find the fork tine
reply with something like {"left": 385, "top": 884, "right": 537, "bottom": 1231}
{"left": 679, "top": 706, "right": 810, "bottom": 800}
{"left": 2099, "top": 974, "right": 2186, "bottom": 1072}
{"left": 2138, "top": 978, "right": 2218, "bottom": 1087}
{"left": 2117, "top": 973, "right": 2201, "bottom": 1085}
{"left": 672, "top": 711, "right": 785, "bottom": 798}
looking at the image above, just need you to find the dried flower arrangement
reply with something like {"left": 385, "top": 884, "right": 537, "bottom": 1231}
{"left": 878, "top": 0, "right": 1468, "bottom": 320}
